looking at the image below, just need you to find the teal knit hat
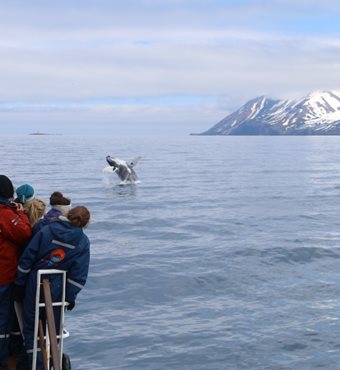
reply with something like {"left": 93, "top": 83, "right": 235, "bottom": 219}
{"left": 16, "top": 184, "right": 35, "bottom": 203}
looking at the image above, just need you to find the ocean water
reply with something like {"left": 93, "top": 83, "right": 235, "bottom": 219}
{"left": 3, "top": 135, "right": 340, "bottom": 369}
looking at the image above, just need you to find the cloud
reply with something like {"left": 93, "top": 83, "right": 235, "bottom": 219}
{"left": 1, "top": 31, "right": 339, "bottom": 101}
{"left": 1, "top": 1, "right": 340, "bottom": 133}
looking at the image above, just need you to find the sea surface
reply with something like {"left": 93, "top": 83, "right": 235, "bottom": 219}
{"left": 3, "top": 135, "right": 340, "bottom": 370}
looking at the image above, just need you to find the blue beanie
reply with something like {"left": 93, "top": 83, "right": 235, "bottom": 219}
{"left": 16, "top": 184, "right": 35, "bottom": 203}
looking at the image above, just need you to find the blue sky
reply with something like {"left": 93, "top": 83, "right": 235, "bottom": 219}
{"left": 1, "top": 0, "right": 340, "bottom": 135}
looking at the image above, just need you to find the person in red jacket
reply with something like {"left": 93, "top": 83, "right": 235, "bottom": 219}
{"left": 0, "top": 175, "right": 32, "bottom": 370}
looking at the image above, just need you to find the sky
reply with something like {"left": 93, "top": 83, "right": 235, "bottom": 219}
{"left": 1, "top": 0, "right": 340, "bottom": 135}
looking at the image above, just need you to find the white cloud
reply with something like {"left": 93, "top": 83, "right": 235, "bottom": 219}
{"left": 1, "top": 33, "right": 340, "bottom": 101}
{"left": 1, "top": 1, "right": 340, "bottom": 133}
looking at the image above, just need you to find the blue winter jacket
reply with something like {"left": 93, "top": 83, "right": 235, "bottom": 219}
{"left": 16, "top": 219, "right": 90, "bottom": 302}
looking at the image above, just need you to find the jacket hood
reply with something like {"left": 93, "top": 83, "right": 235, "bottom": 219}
{"left": 44, "top": 208, "right": 62, "bottom": 222}
{"left": 48, "top": 220, "right": 83, "bottom": 246}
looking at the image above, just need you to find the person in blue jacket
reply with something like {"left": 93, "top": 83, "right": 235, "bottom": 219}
{"left": 14, "top": 206, "right": 90, "bottom": 370}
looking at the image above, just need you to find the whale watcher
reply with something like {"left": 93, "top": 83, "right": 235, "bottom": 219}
{"left": 7, "top": 184, "right": 46, "bottom": 362}
{"left": 33, "top": 191, "right": 71, "bottom": 234}
{"left": 13, "top": 205, "right": 91, "bottom": 370}
{"left": 0, "top": 175, "right": 32, "bottom": 370}
{"left": 15, "top": 184, "right": 47, "bottom": 228}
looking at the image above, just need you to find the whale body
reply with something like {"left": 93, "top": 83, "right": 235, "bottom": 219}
{"left": 104, "top": 155, "right": 141, "bottom": 183}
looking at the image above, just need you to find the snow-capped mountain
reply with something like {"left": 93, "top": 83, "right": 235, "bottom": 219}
{"left": 198, "top": 91, "right": 340, "bottom": 135}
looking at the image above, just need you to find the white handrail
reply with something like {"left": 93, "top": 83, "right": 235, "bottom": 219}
{"left": 32, "top": 269, "right": 67, "bottom": 370}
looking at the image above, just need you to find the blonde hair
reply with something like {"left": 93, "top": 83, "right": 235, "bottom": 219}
{"left": 24, "top": 199, "right": 46, "bottom": 227}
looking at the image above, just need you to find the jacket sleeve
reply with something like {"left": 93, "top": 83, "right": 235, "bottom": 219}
{"left": 0, "top": 208, "right": 32, "bottom": 246}
{"left": 66, "top": 238, "right": 90, "bottom": 302}
{"left": 16, "top": 231, "right": 43, "bottom": 286}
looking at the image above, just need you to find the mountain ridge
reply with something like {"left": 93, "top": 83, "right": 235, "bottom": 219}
{"left": 196, "top": 91, "right": 340, "bottom": 135}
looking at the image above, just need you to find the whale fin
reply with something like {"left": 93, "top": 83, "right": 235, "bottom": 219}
{"left": 129, "top": 156, "right": 141, "bottom": 168}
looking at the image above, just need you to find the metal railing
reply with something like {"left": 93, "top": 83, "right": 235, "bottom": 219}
{"left": 32, "top": 269, "right": 67, "bottom": 370}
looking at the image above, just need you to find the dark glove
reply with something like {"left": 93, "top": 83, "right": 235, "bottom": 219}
{"left": 12, "top": 284, "right": 26, "bottom": 302}
{"left": 66, "top": 301, "right": 75, "bottom": 311}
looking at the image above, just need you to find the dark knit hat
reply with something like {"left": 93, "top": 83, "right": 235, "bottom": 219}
{"left": 49, "top": 191, "right": 71, "bottom": 206}
{"left": 0, "top": 175, "right": 14, "bottom": 199}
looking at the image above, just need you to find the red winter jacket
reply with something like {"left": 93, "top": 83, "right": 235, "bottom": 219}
{"left": 0, "top": 203, "right": 32, "bottom": 284}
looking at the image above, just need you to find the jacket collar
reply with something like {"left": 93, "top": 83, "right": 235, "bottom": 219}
{"left": 0, "top": 195, "right": 11, "bottom": 206}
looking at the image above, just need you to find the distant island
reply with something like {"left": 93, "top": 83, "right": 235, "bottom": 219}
{"left": 195, "top": 90, "right": 340, "bottom": 135}
{"left": 29, "top": 131, "right": 61, "bottom": 136}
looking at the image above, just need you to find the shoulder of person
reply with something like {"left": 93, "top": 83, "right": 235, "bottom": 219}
{"left": 0, "top": 203, "right": 18, "bottom": 216}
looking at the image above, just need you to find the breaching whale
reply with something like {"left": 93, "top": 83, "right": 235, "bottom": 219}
{"left": 103, "top": 155, "right": 141, "bottom": 183}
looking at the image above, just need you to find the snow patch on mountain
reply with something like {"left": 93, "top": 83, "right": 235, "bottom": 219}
{"left": 197, "top": 90, "right": 340, "bottom": 135}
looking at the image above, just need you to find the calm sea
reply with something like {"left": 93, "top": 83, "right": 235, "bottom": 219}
{"left": 3, "top": 135, "right": 340, "bottom": 370}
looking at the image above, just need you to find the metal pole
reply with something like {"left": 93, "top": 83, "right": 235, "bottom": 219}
{"left": 32, "top": 273, "right": 42, "bottom": 370}
{"left": 42, "top": 279, "right": 61, "bottom": 370}
{"left": 38, "top": 320, "right": 48, "bottom": 370}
